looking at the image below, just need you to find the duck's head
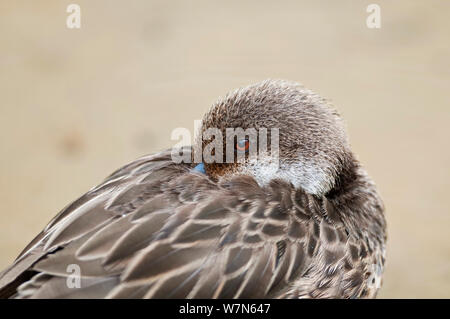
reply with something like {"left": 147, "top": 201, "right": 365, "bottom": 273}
{"left": 194, "top": 79, "right": 355, "bottom": 196}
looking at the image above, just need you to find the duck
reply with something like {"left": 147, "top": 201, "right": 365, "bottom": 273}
{"left": 0, "top": 79, "right": 386, "bottom": 299}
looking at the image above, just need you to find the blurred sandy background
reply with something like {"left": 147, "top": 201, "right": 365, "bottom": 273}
{"left": 0, "top": 0, "right": 449, "bottom": 298}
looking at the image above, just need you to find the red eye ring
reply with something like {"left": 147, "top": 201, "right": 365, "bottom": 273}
{"left": 236, "top": 139, "right": 250, "bottom": 152}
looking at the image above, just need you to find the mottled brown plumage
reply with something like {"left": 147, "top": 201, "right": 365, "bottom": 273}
{"left": 0, "top": 80, "right": 386, "bottom": 299}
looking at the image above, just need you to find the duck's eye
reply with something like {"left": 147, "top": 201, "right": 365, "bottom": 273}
{"left": 236, "top": 138, "right": 250, "bottom": 152}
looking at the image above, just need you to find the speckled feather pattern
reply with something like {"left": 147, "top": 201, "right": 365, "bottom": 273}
{"left": 0, "top": 149, "right": 385, "bottom": 299}
{"left": 201, "top": 80, "right": 351, "bottom": 195}
{"left": 0, "top": 80, "right": 386, "bottom": 298}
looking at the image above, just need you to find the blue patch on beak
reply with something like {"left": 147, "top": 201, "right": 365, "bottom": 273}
{"left": 192, "top": 163, "right": 206, "bottom": 174}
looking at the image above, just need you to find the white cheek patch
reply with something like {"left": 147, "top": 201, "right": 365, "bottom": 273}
{"left": 240, "top": 156, "right": 333, "bottom": 195}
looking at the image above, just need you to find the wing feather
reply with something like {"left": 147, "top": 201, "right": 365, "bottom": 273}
{"left": 0, "top": 147, "right": 385, "bottom": 299}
